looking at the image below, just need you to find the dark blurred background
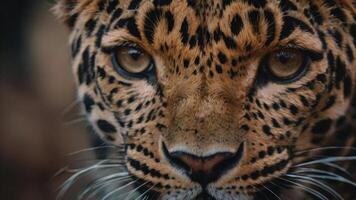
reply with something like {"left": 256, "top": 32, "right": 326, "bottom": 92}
{"left": 0, "top": 1, "right": 93, "bottom": 199}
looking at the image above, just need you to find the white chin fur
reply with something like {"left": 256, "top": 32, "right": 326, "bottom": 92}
{"left": 207, "top": 186, "right": 252, "bottom": 200}
{"left": 161, "top": 188, "right": 201, "bottom": 200}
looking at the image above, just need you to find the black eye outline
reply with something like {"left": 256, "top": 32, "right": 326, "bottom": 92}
{"left": 111, "top": 45, "right": 156, "bottom": 82}
{"left": 260, "top": 48, "right": 311, "bottom": 84}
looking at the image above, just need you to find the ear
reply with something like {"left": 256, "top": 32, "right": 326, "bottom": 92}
{"left": 53, "top": 0, "right": 80, "bottom": 28}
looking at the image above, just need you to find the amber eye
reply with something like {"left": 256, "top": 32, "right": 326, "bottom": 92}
{"left": 112, "top": 46, "right": 154, "bottom": 78}
{"left": 265, "top": 49, "right": 310, "bottom": 83}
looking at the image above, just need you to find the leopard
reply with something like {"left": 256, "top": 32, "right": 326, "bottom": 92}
{"left": 54, "top": 0, "right": 356, "bottom": 199}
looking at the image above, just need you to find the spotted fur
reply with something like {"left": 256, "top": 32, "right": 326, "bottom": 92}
{"left": 55, "top": 0, "right": 356, "bottom": 199}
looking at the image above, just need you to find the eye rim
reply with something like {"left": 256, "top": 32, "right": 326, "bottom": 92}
{"left": 262, "top": 48, "right": 311, "bottom": 84}
{"left": 111, "top": 45, "right": 156, "bottom": 80}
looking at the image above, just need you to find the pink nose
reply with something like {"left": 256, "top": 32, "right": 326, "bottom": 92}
{"left": 163, "top": 142, "right": 244, "bottom": 186}
{"left": 171, "top": 152, "right": 234, "bottom": 175}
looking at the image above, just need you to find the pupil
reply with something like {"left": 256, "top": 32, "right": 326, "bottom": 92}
{"left": 128, "top": 49, "right": 142, "bottom": 61}
{"left": 277, "top": 52, "right": 293, "bottom": 64}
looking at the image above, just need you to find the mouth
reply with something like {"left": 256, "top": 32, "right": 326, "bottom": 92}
{"left": 195, "top": 191, "right": 216, "bottom": 200}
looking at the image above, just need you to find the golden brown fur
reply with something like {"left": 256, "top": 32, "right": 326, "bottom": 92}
{"left": 55, "top": 0, "right": 356, "bottom": 199}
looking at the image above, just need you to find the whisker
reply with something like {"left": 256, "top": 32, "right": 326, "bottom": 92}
{"left": 295, "top": 156, "right": 356, "bottom": 167}
{"left": 294, "top": 146, "right": 356, "bottom": 157}
{"left": 52, "top": 166, "right": 70, "bottom": 179}
{"left": 85, "top": 176, "right": 133, "bottom": 199}
{"left": 292, "top": 156, "right": 355, "bottom": 181}
{"left": 134, "top": 183, "right": 156, "bottom": 200}
{"left": 87, "top": 182, "right": 130, "bottom": 199}
{"left": 67, "top": 146, "right": 122, "bottom": 156}
{"left": 277, "top": 177, "right": 328, "bottom": 200}
{"left": 101, "top": 178, "right": 139, "bottom": 200}
{"left": 122, "top": 180, "right": 150, "bottom": 200}
{"left": 63, "top": 117, "right": 87, "bottom": 127}
{"left": 252, "top": 185, "right": 271, "bottom": 200}
{"left": 261, "top": 185, "right": 281, "bottom": 200}
{"left": 286, "top": 173, "right": 343, "bottom": 200}
{"left": 56, "top": 160, "right": 127, "bottom": 199}
{"left": 267, "top": 179, "right": 288, "bottom": 191}
{"left": 79, "top": 174, "right": 132, "bottom": 199}
{"left": 295, "top": 168, "right": 356, "bottom": 188}
{"left": 62, "top": 99, "right": 80, "bottom": 116}
{"left": 292, "top": 160, "right": 355, "bottom": 186}
{"left": 295, "top": 167, "right": 353, "bottom": 181}
{"left": 57, "top": 160, "right": 107, "bottom": 199}
{"left": 308, "top": 174, "right": 356, "bottom": 188}
{"left": 67, "top": 159, "right": 126, "bottom": 167}
{"left": 321, "top": 162, "right": 355, "bottom": 181}
{"left": 295, "top": 146, "right": 356, "bottom": 155}
{"left": 54, "top": 164, "right": 126, "bottom": 182}
{"left": 65, "top": 163, "right": 126, "bottom": 174}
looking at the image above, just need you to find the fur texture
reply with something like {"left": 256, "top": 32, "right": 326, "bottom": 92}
{"left": 55, "top": 0, "right": 356, "bottom": 199}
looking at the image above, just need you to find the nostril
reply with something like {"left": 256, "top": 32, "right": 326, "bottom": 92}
{"left": 162, "top": 142, "right": 244, "bottom": 186}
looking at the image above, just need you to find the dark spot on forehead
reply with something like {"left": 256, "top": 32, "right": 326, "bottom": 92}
{"left": 280, "top": 16, "right": 314, "bottom": 40}
{"left": 144, "top": 8, "right": 163, "bottom": 43}
{"left": 222, "top": 0, "right": 233, "bottom": 9}
{"left": 262, "top": 125, "right": 272, "bottom": 136}
{"left": 153, "top": 0, "right": 172, "bottom": 6}
{"left": 218, "top": 52, "right": 227, "bottom": 64}
{"left": 264, "top": 10, "right": 276, "bottom": 46}
{"left": 248, "top": 10, "right": 261, "bottom": 35}
{"left": 308, "top": 2, "right": 323, "bottom": 25}
{"left": 128, "top": 0, "right": 142, "bottom": 10}
{"left": 279, "top": 0, "right": 297, "bottom": 12}
{"left": 107, "top": 0, "right": 119, "bottom": 13}
{"left": 231, "top": 14, "right": 243, "bottom": 35}
{"left": 247, "top": 0, "right": 267, "bottom": 8}
{"left": 165, "top": 11, "right": 175, "bottom": 33}
{"left": 215, "top": 64, "right": 223, "bottom": 74}
{"left": 330, "top": 6, "right": 346, "bottom": 22}
{"left": 126, "top": 17, "right": 141, "bottom": 38}
{"left": 180, "top": 18, "right": 189, "bottom": 44}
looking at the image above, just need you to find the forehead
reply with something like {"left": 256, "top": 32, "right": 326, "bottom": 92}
{"left": 117, "top": 0, "right": 299, "bottom": 18}
{"left": 101, "top": 0, "right": 316, "bottom": 57}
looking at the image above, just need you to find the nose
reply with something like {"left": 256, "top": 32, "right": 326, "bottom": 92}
{"left": 162, "top": 143, "right": 244, "bottom": 186}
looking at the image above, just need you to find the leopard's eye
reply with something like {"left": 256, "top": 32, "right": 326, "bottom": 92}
{"left": 112, "top": 46, "right": 153, "bottom": 78}
{"left": 265, "top": 49, "right": 310, "bottom": 83}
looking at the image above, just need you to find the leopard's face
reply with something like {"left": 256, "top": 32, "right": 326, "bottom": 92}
{"left": 55, "top": 0, "right": 356, "bottom": 199}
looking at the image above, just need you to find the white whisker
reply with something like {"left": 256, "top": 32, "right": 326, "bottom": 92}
{"left": 286, "top": 173, "right": 343, "bottom": 200}
{"left": 261, "top": 185, "right": 281, "bottom": 200}
{"left": 102, "top": 179, "right": 139, "bottom": 200}
{"left": 321, "top": 162, "right": 355, "bottom": 181}
{"left": 123, "top": 181, "right": 150, "bottom": 200}
{"left": 295, "top": 156, "right": 356, "bottom": 167}
{"left": 295, "top": 146, "right": 356, "bottom": 155}
{"left": 134, "top": 183, "right": 156, "bottom": 200}
{"left": 277, "top": 177, "right": 328, "bottom": 200}
{"left": 295, "top": 168, "right": 356, "bottom": 188}
{"left": 62, "top": 99, "right": 80, "bottom": 116}
{"left": 57, "top": 160, "right": 127, "bottom": 199}
{"left": 63, "top": 117, "right": 87, "bottom": 126}
{"left": 67, "top": 146, "right": 121, "bottom": 156}
{"left": 79, "top": 174, "right": 132, "bottom": 199}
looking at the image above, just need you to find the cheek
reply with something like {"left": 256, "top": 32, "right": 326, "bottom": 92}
{"left": 95, "top": 69, "right": 162, "bottom": 130}
{"left": 80, "top": 90, "right": 125, "bottom": 144}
